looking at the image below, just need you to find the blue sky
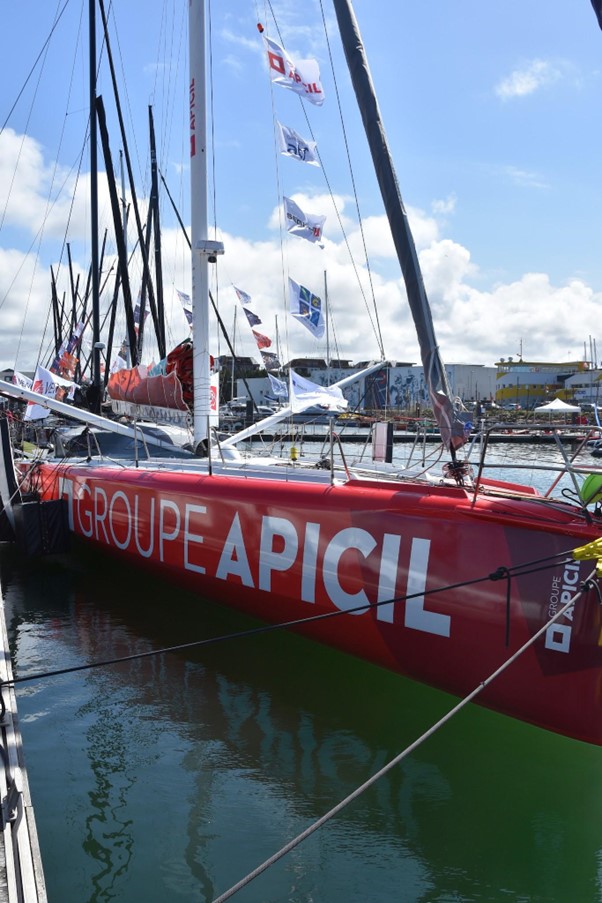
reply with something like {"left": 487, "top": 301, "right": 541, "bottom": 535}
{"left": 0, "top": 0, "right": 601, "bottom": 373}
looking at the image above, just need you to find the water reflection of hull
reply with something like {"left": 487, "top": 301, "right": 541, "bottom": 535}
{"left": 4, "top": 545, "right": 602, "bottom": 902}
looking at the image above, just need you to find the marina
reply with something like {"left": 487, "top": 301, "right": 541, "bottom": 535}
{"left": 1, "top": 0, "right": 602, "bottom": 772}
{"left": 1, "top": 1, "right": 602, "bottom": 898}
{"left": 236, "top": 421, "right": 598, "bottom": 445}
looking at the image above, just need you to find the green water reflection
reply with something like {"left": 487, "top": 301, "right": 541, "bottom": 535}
{"left": 1, "top": 542, "right": 601, "bottom": 902}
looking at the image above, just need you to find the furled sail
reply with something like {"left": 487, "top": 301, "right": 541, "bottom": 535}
{"left": 332, "top": 0, "right": 467, "bottom": 452}
{"left": 107, "top": 339, "right": 194, "bottom": 410}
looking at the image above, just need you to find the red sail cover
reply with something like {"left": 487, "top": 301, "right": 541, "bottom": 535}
{"left": 107, "top": 340, "right": 199, "bottom": 410}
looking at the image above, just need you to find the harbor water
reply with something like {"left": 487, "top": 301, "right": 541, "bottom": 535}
{"left": 1, "top": 441, "right": 602, "bottom": 902}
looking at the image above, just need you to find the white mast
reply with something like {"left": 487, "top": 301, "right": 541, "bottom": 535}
{"left": 189, "top": 0, "right": 223, "bottom": 451}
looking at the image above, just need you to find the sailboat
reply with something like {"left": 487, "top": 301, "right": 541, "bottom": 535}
{"left": 3, "top": 0, "right": 602, "bottom": 747}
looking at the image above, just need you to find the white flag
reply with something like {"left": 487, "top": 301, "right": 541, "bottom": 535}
{"left": 289, "top": 370, "right": 348, "bottom": 413}
{"left": 12, "top": 372, "right": 33, "bottom": 390}
{"left": 110, "top": 355, "right": 128, "bottom": 375}
{"left": 284, "top": 197, "right": 325, "bottom": 245}
{"left": 264, "top": 36, "right": 325, "bottom": 106}
{"left": 24, "top": 365, "right": 76, "bottom": 421}
{"left": 276, "top": 122, "right": 319, "bottom": 166}
{"left": 288, "top": 277, "right": 325, "bottom": 339}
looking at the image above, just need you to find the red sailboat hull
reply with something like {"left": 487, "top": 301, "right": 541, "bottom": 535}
{"left": 26, "top": 460, "right": 602, "bottom": 745}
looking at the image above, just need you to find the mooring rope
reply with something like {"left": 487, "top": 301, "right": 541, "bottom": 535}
{"left": 4, "top": 547, "right": 576, "bottom": 687}
{"left": 211, "top": 569, "right": 597, "bottom": 903}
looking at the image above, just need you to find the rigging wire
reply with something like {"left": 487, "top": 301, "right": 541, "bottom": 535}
{"left": 317, "top": 0, "right": 385, "bottom": 359}
{"left": 0, "top": 0, "right": 72, "bottom": 137}
{"left": 0, "top": 0, "right": 86, "bottom": 372}
{"left": 265, "top": 0, "right": 386, "bottom": 361}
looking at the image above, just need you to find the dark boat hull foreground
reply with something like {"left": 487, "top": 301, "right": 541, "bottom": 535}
{"left": 24, "top": 458, "right": 602, "bottom": 745}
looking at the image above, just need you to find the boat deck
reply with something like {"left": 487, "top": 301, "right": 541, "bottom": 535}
{"left": 0, "top": 600, "right": 46, "bottom": 902}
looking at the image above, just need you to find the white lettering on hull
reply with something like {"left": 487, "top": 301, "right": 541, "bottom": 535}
{"left": 323, "top": 527, "right": 376, "bottom": 613}
{"left": 109, "top": 491, "right": 132, "bottom": 550}
{"left": 545, "top": 561, "right": 581, "bottom": 654}
{"left": 184, "top": 504, "right": 207, "bottom": 574}
{"left": 57, "top": 476, "right": 453, "bottom": 638}
{"left": 216, "top": 512, "right": 253, "bottom": 586}
{"left": 259, "top": 516, "right": 299, "bottom": 592}
{"left": 405, "top": 538, "right": 450, "bottom": 637}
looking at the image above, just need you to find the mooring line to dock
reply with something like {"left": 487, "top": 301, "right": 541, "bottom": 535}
{"left": 4, "top": 549, "right": 575, "bottom": 687}
{"left": 211, "top": 570, "right": 597, "bottom": 903}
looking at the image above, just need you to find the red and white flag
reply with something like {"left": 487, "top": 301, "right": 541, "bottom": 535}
{"left": 264, "top": 35, "right": 324, "bottom": 106}
{"left": 24, "top": 365, "right": 77, "bottom": 421}
{"left": 284, "top": 196, "right": 325, "bottom": 245}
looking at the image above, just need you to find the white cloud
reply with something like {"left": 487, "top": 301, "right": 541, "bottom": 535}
{"left": 1, "top": 132, "right": 601, "bottom": 376}
{"left": 495, "top": 59, "right": 563, "bottom": 100}
{"left": 431, "top": 193, "right": 457, "bottom": 217}
{"left": 499, "top": 166, "right": 549, "bottom": 190}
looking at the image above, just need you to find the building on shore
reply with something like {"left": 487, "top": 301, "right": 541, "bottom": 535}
{"left": 564, "top": 367, "right": 602, "bottom": 407}
{"left": 495, "top": 358, "right": 589, "bottom": 409}
{"left": 237, "top": 361, "right": 497, "bottom": 413}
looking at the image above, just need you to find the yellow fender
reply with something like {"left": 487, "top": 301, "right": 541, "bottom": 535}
{"left": 573, "top": 537, "right": 602, "bottom": 577}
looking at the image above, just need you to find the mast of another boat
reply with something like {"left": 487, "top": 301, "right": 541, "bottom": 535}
{"left": 231, "top": 307, "right": 237, "bottom": 401}
{"left": 89, "top": 0, "right": 101, "bottom": 413}
{"left": 189, "top": 0, "right": 222, "bottom": 452}
{"left": 324, "top": 270, "right": 331, "bottom": 386}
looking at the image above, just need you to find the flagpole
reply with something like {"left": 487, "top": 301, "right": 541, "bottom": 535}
{"left": 275, "top": 315, "right": 282, "bottom": 377}
{"left": 231, "top": 307, "right": 236, "bottom": 401}
{"left": 324, "top": 270, "right": 330, "bottom": 385}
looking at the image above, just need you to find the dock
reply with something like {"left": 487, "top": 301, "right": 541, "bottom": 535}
{"left": 0, "top": 599, "right": 46, "bottom": 902}
{"left": 239, "top": 426, "right": 592, "bottom": 445}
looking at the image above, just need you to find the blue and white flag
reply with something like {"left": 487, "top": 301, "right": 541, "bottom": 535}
{"left": 284, "top": 196, "right": 325, "bottom": 245}
{"left": 176, "top": 289, "right": 193, "bottom": 328}
{"left": 234, "top": 286, "right": 263, "bottom": 327}
{"left": 288, "top": 277, "right": 325, "bottom": 339}
{"left": 276, "top": 122, "right": 319, "bottom": 166}
{"left": 264, "top": 35, "right": 325, "bottom": 106}
{"left": 243, "top": 307, "right": 262, "bottom": 328}
{"left": 289, "top": 370, "right": 348, "bottom": 413}
{"left": 268, "top": 373, "right": 289, "bottom": 399}
{"left": 261, "top": 351, "right": 281, "bottom": 370}
{"left": 234, "top": 286, "right": 253, "bottom": 307}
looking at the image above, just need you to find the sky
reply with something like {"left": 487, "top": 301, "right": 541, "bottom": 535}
{"left": 0, "top": 0, "right": 601, "bottom": 376}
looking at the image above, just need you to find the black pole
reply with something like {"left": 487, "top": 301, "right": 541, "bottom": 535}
{"left": 96, "top": 95, "right": 138, "bottom": 365}
{"left": 89, "top": 0, "right": 101, "bottom": 413}
{"left": 149, "top": 106, "right": 165, "bottom": 355}
{"left": 97, "top": 0, "right": 164, "bottom": 360}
